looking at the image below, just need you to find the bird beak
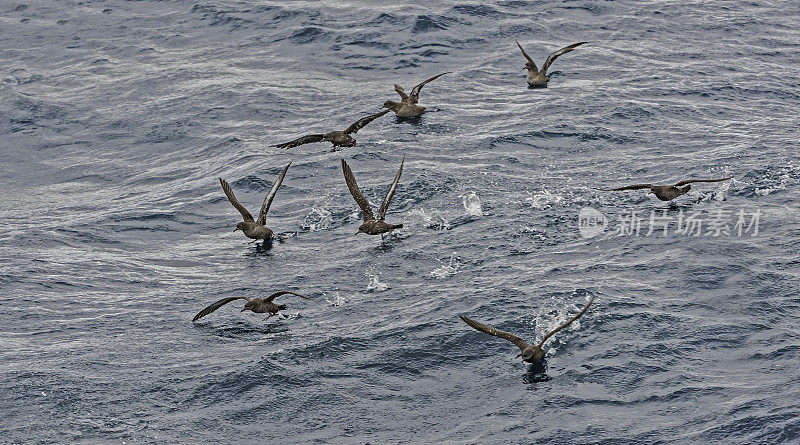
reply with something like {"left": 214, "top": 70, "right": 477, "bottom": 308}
{"left": 233, "top": 228, "right": 240, "bottom": 232}
{"left": 240, "top": 308, "right": 246, "bottom": 312}
{"left": 516, "top": 353, "right": 522, "bottom": 358}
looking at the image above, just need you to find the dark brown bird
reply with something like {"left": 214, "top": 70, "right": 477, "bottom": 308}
{"left": 192, "top": 291, "right": 316, "bottom": 322}
{"left": 272, "top": 109, "right": 390, "bottom": 149}
{"left": 597, "top": 177, "right": 733, "bottom": 201}
{"left": 219, "top": 163, "right": 291, "bottom": 242}
{"left": 460, "top": 295, "right": 595, "bottom": 363}
{"left": 382, "top": 72, "right": 450, "bottom": 118}
{"left": 341, "top": 156, "right": 405, "bottom": 235}
{"left": 516, "top": 41, "right": 588, "bottom": 87}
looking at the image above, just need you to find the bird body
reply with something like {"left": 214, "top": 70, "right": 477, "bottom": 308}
{"left": 597, "top": 177, "right": 733, "bottom": 201}
{"left": 383, "top": 72, "right": 449, "bottom": 118}
{"left": 219, "top": 163, "right": 291, "bottom": 242}
{"left": 460, "top": 295, "right": 595, "bottom": 363}
{"left": 341, "top": 156, "right": 405, "bottom": 236}
{"left": 516, "top": 41, "right": 588, "bottom": 87}
{"left": 192, "top": 291, "right": 316, "bottom": 322}
{"left": 273, "top": 110, "right": 390, "bottom": 149}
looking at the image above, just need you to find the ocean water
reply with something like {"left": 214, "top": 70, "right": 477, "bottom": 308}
{"left": 2, "top": 0, "right": 799, "bottom": 443}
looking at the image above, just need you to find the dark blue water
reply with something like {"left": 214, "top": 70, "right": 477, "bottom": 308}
{"left": 2, "top": 0, "right": 799, "bottom": 443}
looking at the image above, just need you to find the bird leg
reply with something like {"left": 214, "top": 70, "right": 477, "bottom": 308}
{"left": 263, "top": 313, "right": 275, "bottom": 321}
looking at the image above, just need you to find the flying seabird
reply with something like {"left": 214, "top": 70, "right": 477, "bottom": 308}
{"left": 341, "top": 156, "right": 405, "bottom": 235}
{"left": 272, "top": 109, "right": 390, "bottom": 149}
{"left": 192, "top": 291, "right": 316, "bottom": 322}
{"left": 596, "top": 177, "right": 733, "bottom": 201}
{"left": 382, "top": 72, "right": 450, "bottom": 118}
{"left": 460, "top": 295, "right": 595, "bottom": 363}
{"left": 516, "top": 41, "right": 588, "bottom": 87}
{"left": 219, "top": 163, "right": 291, "bottom": 243}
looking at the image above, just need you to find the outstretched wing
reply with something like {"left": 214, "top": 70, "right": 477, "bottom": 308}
{"left": 460, "top": 315, "right": 529, "bottom": 352}
{"left": 541, "top": 41, "right": 588, "bottom": 74}
{"left": 344, "top": 109, "right": 390, "bottom": 134}
{"left": 377, "top": 155, "right": 405, "bottom": 220}
{"left": 272, "top": 134, "right": 325, "bottom": 149}
{"left": 596, "top": 184, "right": 654, "bottom": 192}
{"left": 394, "top": 84, "right": 409, "bottom": 100}
{"left": 409, "top": 72, "right": 450, "bottom": 100}
{"left": 673, "top": 177, "right": 733, "bottom": 187}
{"left": 537, "top": 295, "right": 595, "bottom": 348}
{"left": 516, "top": 41, "right": 538, "bottom": 71}
{"left": 193, "top": 297, "right": 247, "bottom": 321}
{"left": 264, "top": 290, "right": 317, "bottom": 303}
{"left": 341, "top": 159, "right": 374, "bottom": 222}
{"left": 219, "top": 178, "right": 254, "bottom": 222}
{"left": 257, "top": 162, "right": 291, "bottom": 225}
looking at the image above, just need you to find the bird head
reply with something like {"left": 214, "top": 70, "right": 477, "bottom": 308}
{"left": 241, "top": 300, "right": 255, "bottom": 312}
{"left": 382, "top": 100, "right": 398, "bottom": 110}
{"left": 517, "top": 346, "right": 546, "bottom": 363}
{"left": 234, "top": 222, "right": 245, "bottom": 232}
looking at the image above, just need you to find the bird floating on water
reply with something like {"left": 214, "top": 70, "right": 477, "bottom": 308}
{"left": 341, "top": 156, "right": 405, "bottom": 235}
{"left": 192, "top": 291, "right": 316, "bottom": 322}
{"left": 272, "top": 109, "right": 390, "bottom": 149}
{"left": 382, "top": 72, "right": 450, "bottom": 118}
{"left": 460, "top": 295, "right": 595, "bottom": 363}
{"left": 219, "top": 163, "right": 291, "bottom": 243}
{"left": 596, "top": 177, "right": 733, "bottom": 201}
{"left": 516, "top": 41, "right": 588, "bottom": 87}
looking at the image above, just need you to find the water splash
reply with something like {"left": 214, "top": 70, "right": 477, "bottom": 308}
{"left": 324, "top": 292, "right": 346, "bottom": 306}
{"left": 409, "top": 208, "right": 450, "bottom": 230}
{"left": 461, "top": 192, "right": 484, "bottom": 217}
{"left": 302, "top": 205, "right": 332, "bottom": 232}
{"left": 430, "top": 252, "right": 460, "bottom": 279}
{"left": 365, "top": 271, "right": 389, "bottom": 292}
{"left": 526, "top": 189, "right": 564, "bottom": 209}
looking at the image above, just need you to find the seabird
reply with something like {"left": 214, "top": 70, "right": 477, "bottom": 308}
{"left": 597, "top": 177, "right": 733, "bottom": 201}
{"left": 192, "top": 291, "right": 316, "bottom": 322}
{"left": 219, "top": 163, "right": 291, "bottom": 243}
{"left": 272, "top": 109, "right": 390, "bottom": 149}
{"left": 460, "top": 295, "right": 595, "bottom": 363}
{"left": 382, "top": 72, "right": 450, "bottom": 118}
{"left": 516, "top": 41, "right": 588, "bottom": 87}
{"left": 341, "top": 156, "right": 405, "bottom": 235}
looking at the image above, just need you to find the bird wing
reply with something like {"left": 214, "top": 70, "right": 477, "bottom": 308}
{"left": 219, "top": 178, "right": 254, "bottom": 222}
{"left": 257, "top": 162, "right": 291, "bottom": 225}
{"left": 341, "top": 159, "right": 375, "bottom": 222}
{"left": 460, "top": 315, "right": 529, "bottom": 352}
{"left": 377, "top": 155, "right": 405, "bottom": 220}
{"left": 541, "top": 41, "right": 588, "bottom": 74}
{"left": 673, "top": 177, "right": 733, "bottom": 187}
{"left": 272, "top": 134, "right": 325, "bottom": 149}
{"left": 193, "top": 296, "right": 247, "bottom": 321}
{"left": 516, "top": 41, "right": 538, "bottom": 71}
{"left": 537, "top": 295, "right": 595, "bottom": 348}
{"left": 409, "top": 72, "right": 450, "bottom": 100}
{"left": 394, "top": 84, "right": 409, "bottom": 100}
{"left": 344, "top": 109, "right": 390, "bottom": 134}
{"left": 596, "top": 184, "right": 653, "bottom": 191}
{"left": 264, "top": 290, "right": 317, "bottom": 304}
